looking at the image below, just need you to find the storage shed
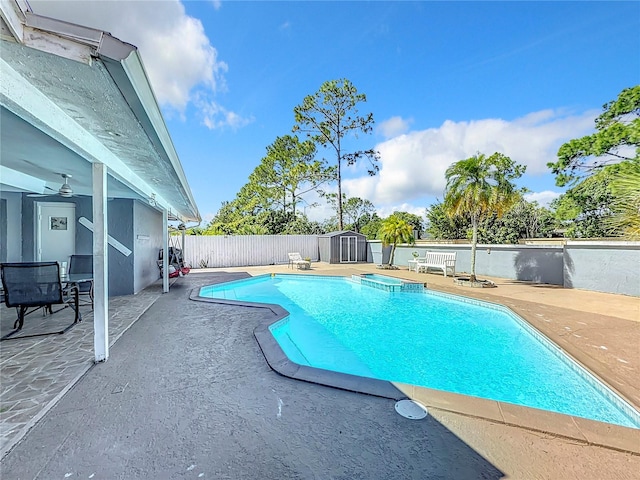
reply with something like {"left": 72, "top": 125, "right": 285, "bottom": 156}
{"left": 318, "top": 231, "right": 367, "bottom": 264}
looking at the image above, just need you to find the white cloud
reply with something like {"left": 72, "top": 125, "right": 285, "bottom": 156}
{"left": 377, "top": 116, "right": 413, "bottom": 138}
{"left": 195, "top": 94, "right": 254, "bottom": 130}
{"left": 375, "top": 203, "right": 426, "bottom": 219}
{"left": 524, "top": 190, "right": 561, "bottom": 208}
{"left": 344, "top": 109, "right": 597, "bottom": 206}
{"left": 30, "top": 0, "right": 245, "bottom": 127}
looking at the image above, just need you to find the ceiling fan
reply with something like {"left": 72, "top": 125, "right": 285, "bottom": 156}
{"left": 27, "top": 173, "right": 75, "bottom": 198}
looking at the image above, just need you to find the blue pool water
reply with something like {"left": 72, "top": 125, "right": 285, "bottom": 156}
{"left": 199, "top": 274, "right": 640, "bottom": 428}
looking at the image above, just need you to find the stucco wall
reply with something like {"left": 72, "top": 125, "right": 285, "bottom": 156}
{"left": 379, "top": 243, "right": 564, "bottom": 285}
{"left": 370, "top": 241, "right": 638, "bottom": 296}
{"left": 133, "top": 200, "right": 162, "bottom": 293}
{"left": 19, "top": 194, "right": 136, "bottom": 296}
{"left": 21, "top": 194, "right": 93, "bottom": 261}
{"left": 1, "top": 192, "right": 22, "bottom": 261}
{"left": 564, "top": 242, "right": 640, "bottom": 297}
{"left": 106, "top": 199, "right": 135, "bottom": 296}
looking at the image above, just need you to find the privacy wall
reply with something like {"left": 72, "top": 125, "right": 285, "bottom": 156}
{"left": 369, "top": 241, "right": 639, "bottom": 297}
{"left": 563, "top": 242, "right": 639, "bottom": 296}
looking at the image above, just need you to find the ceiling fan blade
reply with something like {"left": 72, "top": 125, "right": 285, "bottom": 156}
{"left": 26, "top": 185, "right": 58, "bottom": 197}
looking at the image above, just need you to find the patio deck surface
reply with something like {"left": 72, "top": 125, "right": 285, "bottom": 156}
{"left": 0, "top": 264, "right": 638, "bottom": 478}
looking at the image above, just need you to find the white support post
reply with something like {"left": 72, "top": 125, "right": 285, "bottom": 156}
{"left": 181, "top": 228, "right": 186, "bottom": 267}
{"left": 163, "top": 209, "right": 169, "bottom": 293}
{"left": 92, "top": 162, "right": 109, "bottom": 362}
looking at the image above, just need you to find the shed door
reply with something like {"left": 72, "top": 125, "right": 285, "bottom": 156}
{"left": 339, "top": 236, "right": 357, "bottom": 263}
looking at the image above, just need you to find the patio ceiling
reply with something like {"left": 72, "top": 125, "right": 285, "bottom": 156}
{"left": 1, "top": 108, "right": 139, "bottom": 200}
{"left": 0, "top": 6, "right": 200, "bottom": 223}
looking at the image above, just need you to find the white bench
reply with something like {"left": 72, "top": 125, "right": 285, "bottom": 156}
{"left": 415, "top": 251, "right": 456, "bottom": 277}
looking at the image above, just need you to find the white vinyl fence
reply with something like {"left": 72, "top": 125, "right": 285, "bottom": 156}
{"left": 182, "top": 235, "right": 319, "bottom": 268}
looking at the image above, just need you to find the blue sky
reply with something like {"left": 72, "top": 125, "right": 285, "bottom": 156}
{"left": 31, "top": 1, "right": 640, "bottom": 224}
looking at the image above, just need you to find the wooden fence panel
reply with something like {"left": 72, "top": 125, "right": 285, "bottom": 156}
{"left": 181, "top": 235, "right": 320, "bottom": 268}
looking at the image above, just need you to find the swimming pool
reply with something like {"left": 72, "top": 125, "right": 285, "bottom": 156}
{"left": 199, "top": 274, "right": 640, "bottom": 429}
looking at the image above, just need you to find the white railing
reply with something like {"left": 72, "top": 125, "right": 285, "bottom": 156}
{"left": 181, "top": 235, "right": 319, "bottom": 268}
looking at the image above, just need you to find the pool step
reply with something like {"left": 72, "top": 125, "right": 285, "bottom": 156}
{"left": 351, "top": 275, "right": 424, "bottom": 293}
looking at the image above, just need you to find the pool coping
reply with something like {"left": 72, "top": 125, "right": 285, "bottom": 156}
{"left": 190, "top": 276, "right": 405, "bottom": 400}
{"left": 190, "top": 273, "right": 640, "bottom": 455}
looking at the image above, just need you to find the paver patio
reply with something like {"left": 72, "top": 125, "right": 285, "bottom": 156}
{"left": 0, "top": 265, "right": 638, "bottom": 478}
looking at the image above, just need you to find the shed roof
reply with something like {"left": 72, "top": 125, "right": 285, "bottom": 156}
{"left": 319, "top": 230, "right": 365, "bottom": 238}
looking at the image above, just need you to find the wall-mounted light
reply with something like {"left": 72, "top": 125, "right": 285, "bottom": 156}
{"left": 149, "top": 193, "right": 157, "bottom": 206}
{"left": 487, "top": 248, "right": 491, "bottom": 255}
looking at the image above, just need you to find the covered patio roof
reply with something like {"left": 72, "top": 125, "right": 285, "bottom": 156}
{"left": 0, "top": 0, "right": 201, "bottom": 362}
{"left": 0, "top": 0, "right": 200, "bottom": 222}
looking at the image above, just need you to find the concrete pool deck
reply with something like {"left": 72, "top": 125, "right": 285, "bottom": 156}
{"left": 1, "top": 265, "right": 639, "bottom": 478}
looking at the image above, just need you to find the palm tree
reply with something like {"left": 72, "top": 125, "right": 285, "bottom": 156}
{"left": 444, "top": 153, "right": 525, "bottom": 282}
{"left": 379, "top": 216, "right": 415, "bottom": 267}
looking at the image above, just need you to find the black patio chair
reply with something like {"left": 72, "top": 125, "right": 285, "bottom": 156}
{"left": 68, "top": 254, "right": 93, "bottom": 308}
{"left": 0, "top": 261, "right": 81, "bottom": 341}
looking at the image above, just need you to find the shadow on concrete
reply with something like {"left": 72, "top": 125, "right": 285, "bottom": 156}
{"left": 513, "top": 250, "right": 564, "bottom": 285}
{"left": 1, "top": 272, "right": 505, "bottom": 479}
{"left": 563, "top": 249, "right": 574, "bottom": 288}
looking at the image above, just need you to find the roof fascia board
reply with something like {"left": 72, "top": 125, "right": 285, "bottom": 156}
{"left": 0, "top": 0, "right": 26, "bottom": 41}
{"left": 0, "top": 57, "right": 190, "bottom": 220}
{"left": 22, "top": 25, "right": 95, "bottom": 64}
{"left": 25, "top": 12, "right": 102, "bottom": 46}
{"left": 100, "top": 49, "right": 200, "bottom": 221}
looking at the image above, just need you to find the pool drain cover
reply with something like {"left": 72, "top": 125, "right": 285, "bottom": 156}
{"left": 395, "top": 400, "right": 428, "bottom": 419}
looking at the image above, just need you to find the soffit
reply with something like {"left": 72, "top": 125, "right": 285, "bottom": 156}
{"left": 0, "top": 39, "right": 199, "bottom": 221}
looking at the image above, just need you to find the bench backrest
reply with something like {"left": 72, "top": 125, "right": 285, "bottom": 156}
{"left": 1, "top": 262, "right": 63, "bottom": 308}
{"left": 288, "top": 252, "right": 303, "bottom": 262}
{"left": 423, "top": 251, "right": 456, "bottom": 263}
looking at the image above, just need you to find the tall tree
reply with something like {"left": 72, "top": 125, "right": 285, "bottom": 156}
{"left": 550, "top": 164, "right": 619, "bottom": 238}
{"left": 324, "top": 194, "right": 375, "bottom": 232}
{"left": 388, "top": 211, "right": 424, "bottom": 235}
{"left": 548, "top": 85, "right": 640, "bottom": 187}
{"left": 445, "top": 152, "right": 525, "bottom": 282}
{"left": 250, "top": 135, "right": 334, "bottom": 216}
{"left": 343, "top": 197, "right": 375, "bottom": 233}
{"left": 478, "top": 200, "right": 555, "bottom": 243}
{"left": 608, "top": 160, "right": 640, "bottom": 239}
{"left": 379, "top": 216, "right": 415, "bottom": 267}
{"left": 360, "top": 213, "right": 383, "bottom": 240}
{"left": 293, "top": 78, "right": 380, "bottom": 230}
{"left": 426, "top": 201, "right": 469, "bottom": 240}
